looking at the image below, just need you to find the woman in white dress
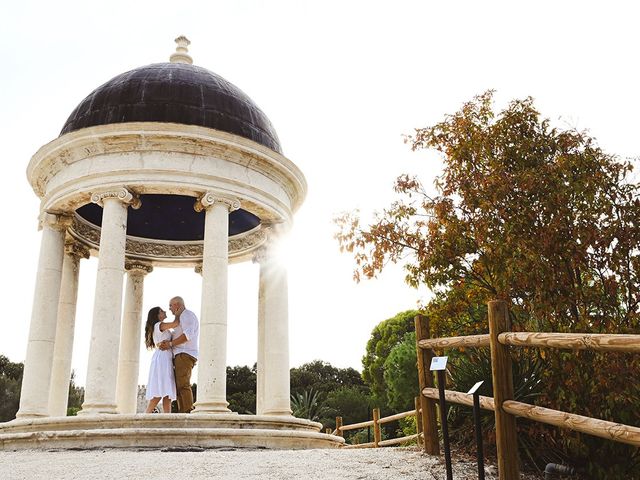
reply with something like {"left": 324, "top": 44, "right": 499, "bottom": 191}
{"left": 144, "top": 306, "right": 180, "bottom": 413}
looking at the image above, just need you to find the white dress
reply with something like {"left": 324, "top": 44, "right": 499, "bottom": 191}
{"left": 145, "top": 322, "right": 176, "bottom": 400}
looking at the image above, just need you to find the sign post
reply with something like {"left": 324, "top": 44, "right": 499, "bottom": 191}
{"left": 430, "top": 356, "right": 452, "bottom": 480}
{"left": 468, "top": 381, "right": 486, "bottom": 480}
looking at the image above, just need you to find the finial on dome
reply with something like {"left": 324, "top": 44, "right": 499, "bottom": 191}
{"left": 170, "top": 35, "right": 193, "bottom": 64}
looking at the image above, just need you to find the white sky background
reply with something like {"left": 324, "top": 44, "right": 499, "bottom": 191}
{"left": 0, "top": 1, "right": 638, "bottom": 386}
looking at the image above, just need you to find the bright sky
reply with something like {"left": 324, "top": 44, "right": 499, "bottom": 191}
{"left": 1, "top": 1, "right": 638, "bottom": 386}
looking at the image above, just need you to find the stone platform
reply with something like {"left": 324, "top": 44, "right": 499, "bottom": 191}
{"left": 0, "top": 414, "right": 345, "bottom": 450}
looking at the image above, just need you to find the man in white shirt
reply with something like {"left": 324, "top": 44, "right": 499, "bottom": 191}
{"left": 158, "top": 296, "right": 199, "bottom": 413}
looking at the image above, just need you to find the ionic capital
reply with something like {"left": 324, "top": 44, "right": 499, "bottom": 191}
{"left": 125, "top": 261, "right": 153, "bottom": 275}
{"left": 38, "top": 212, "right": 73, "bottom": 232}
{"left": 64, "top": 240, "right": 91, "bottom": 261}
{"left": 194, "top": 264, "right": 203, "bottom": 275}
{"left": 90, "top": 187, "right": 141, "bottom": 209}
{"left": 193, "top": 191, "right": 240, "bottom": 213}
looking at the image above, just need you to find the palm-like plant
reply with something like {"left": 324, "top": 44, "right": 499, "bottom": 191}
{"left": 290, "top": 389, "right": 330, "bottom": 422}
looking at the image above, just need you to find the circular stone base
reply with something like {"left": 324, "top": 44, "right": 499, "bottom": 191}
{"left": 0, "top": 414, "right": 344, "bottom": 450}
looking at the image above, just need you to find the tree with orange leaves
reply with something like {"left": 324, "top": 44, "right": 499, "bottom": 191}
{"left": 335, "top": 91, "right": 640, "bottom": 477}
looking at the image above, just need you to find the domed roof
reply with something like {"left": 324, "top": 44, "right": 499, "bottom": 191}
{"left": 60, "top": 52, "right": 282, "bottom": 153}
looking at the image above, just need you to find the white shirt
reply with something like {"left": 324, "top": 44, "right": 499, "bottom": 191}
{"left": 171, "top": 308, "right": 199, "bottom": 359}
{"left": 153, "top": 322, "right": 172, "bottom": 346}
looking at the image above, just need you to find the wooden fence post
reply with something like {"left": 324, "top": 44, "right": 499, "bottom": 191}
{"left": 414, "top": 396, "right": 423, "bottom": 448}
{"left": 488, "top": 300, "right": 520, "bottom": 480}
{"left": 415, "top": 314, "right": 440, "bottom": 455}
{"left": 335, "top": 416, "right": 343, "bottom": 437}
{"left": 373, "top": 407, "right": 381, "bottom": 447}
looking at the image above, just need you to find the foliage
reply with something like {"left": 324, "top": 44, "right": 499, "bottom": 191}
{"left": 336, "top": 90, "right": 640, "bottom": 331}
{"left": 361, "top": 310, "right": 418, "bottom": 409}
{"left": 398, "top": 415, "right": 418, "bottom": 441}
{"left": 227, "top": 365, "right": 257, "bottom": 414}
{"left": 321, "top": 385, "right": 373, "bottom": 432}
{"left": 542, "top": 350, "right": 640, "bottom": 478}
{"left": 66, "top": 370, "right": 84, "bottom": 416}
{"left": 290, "top": 389, "right": 330, "bottom": 422}
{"left": 335, "top": 91, "right": 640, "bottom": 477}
{"left": 445, "top": 348, "right": 565, "bottom": 470}
{"left": 383, "top": 331, "right": 419, "bottom": 411}
{"left": 0, "top": 355, "right": 23, "bottom": 422}
{"left": 290, "top": 360, "right": 365, "bottom": 398}
{"left": 0, "top": 358, "right": 84, "bottom": 418}
{"left": 290, "top": 360, "right": 371, "bottom": 431}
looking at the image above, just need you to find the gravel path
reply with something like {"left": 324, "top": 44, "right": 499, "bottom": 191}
{"left": 0, "top": 447, "right": 542, "bottom": 479}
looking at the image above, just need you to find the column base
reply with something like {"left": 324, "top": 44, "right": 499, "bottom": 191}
{"left": 192, "top": 401, "right": 232, "bottom": 414}
{"left": 262, "top": 409, "right": 293, "bottom": 416}
{"left": 15, "top": 410, "right": 49, "bottom": 420}
{"left": 77, "top": 403, "right": 119, "bottom": 415}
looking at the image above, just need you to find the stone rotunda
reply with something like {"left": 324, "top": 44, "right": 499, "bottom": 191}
{"left": 0, "top": 37, "right": 343, "bottom": 450}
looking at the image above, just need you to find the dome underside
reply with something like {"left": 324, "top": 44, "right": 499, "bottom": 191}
{"left": 60, "top": 63, "right": 282, "bottom": 154}
{"left": 76, "top": 194, "right": 260, "bottom": 241}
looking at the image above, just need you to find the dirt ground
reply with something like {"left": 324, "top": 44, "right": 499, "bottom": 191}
{"left": 0, "top": 447, "right": 543, "bottom": 479}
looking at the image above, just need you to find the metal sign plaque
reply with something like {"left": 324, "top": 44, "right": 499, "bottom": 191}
{"left": 429, "top": 356, "right": 448, "bottom": 371}
{"left": 467, "top": 381, "right": 484, "bottom": 395}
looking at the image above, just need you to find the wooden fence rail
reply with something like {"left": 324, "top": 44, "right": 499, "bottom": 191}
{"left": 418, "top": 334, "right": 490, "bottom": 350}
{"left": 339, "top": 419, "right": 373, "bottom": 432}
{"left": 502, "top": 400, "right": 640, "bottom": 448}
{"left": 415, "top": 303, "right": 640, "bottom": 480}
{"left": 422, "top": 387, "right": 496, "bottom": 411}
{"left": 335, "top": 402, "right": 424, "bottom": 449}
{"left": 498, "top": 332, "right": 640, "bottom": 352}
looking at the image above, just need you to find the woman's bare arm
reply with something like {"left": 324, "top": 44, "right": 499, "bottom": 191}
{"left": 159, "top": 318, "right": 180, "bottom": 331}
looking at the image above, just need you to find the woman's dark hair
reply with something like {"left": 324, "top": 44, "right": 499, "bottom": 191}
{"left": 144, "top": 307, "right": 161, "bottom": 349}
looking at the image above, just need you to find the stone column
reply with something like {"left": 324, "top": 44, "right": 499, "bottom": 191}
{"left": 80, "top": 188, "right": 140, "bottom": 415}
{"left": 115, "top": 262, "right": 152, "bottom": 414}
{"left": 17, "top": 213, "right": 70, "bottom": 419}
{"left": 192, "top": 192, "right": 239, "bottom": 413}
{"left": 255, "top": 251, "right": 266, "bottom": 415}
{"left": 48, "top": 240, "right": 90, "bottom": 417}
{"left": 254, "top": 227, "right": 292, "bottom": 416}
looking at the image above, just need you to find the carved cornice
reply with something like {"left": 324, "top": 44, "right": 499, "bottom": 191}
{"left": 70, "top": 216, "right": 267, "bottom": 262}
{"left": 38, "top": 212, "right": 73, "bottom": 232}
{"left": 230, "top": 227, "right": 266, "bottom": 255}
{"left": 28, "top": 125, "right": 307, "bottom": 214}
{"left": 194, "top": 192, "right": 240, "bottom": 213}
{"left": 125, "top": 240, "right": 203, "bottom": 258}
{"left": 64, "top": 240, "right": 90, "bottom": 260}
{"left": 72, "top": 217, "right": 100, "bottom": 245}
{"left": 90, "top": 187, "right": 141, "bottom": 209}
{"left": 125, "top": 262, "right": 153, "bottom": 275}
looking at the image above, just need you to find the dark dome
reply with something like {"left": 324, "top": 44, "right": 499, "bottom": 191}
{"left": 60, "top": 62, "right": 282, "bottom": 154}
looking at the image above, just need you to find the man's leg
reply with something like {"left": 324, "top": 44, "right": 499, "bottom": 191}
{"left": 173, "top": 358, "right": 182, "bottom": 413}
{"left": 174, "top": 353, "right": 196, "bottom": 413}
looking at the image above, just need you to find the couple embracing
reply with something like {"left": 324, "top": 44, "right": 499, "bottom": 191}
{"left": 143, "top": 296, "right": 199, "bottom": 414}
